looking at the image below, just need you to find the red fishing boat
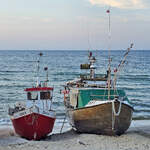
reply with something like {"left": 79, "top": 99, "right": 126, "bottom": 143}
{"left": 8, "top": 53, "right": 56, "bottom": 140}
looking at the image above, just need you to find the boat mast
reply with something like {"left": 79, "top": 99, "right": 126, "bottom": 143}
{"left": 44, "top": 67, "right": 49, "bottom": 87}
{"left": 113, "top": 43, "right": 133, "bottom": 90}
{"left": 36, "top": 52, "right": 43, "bottom": 87}
{"left": 107, "top": 8, "right": 111, "bottom": 100}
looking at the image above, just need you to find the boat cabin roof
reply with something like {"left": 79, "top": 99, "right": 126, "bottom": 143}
{"left": 24, "top": 87, "right": 53, "bottom": 92}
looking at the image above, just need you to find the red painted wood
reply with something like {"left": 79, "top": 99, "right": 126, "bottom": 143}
{"left": 12, "top": 113, "right": 55, "bottom": 140}
{"left": 24, "top": 87, "right": 53, "bottom": 92}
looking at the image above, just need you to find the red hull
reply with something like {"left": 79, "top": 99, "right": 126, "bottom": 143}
{"left": 11, "top": 113, "right": 55, "bottom": 140}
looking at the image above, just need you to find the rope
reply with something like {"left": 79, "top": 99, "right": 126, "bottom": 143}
{"left": 60, "top": 113, "right": 67, "bottom": 134}
{"left": 112, "top": 100, "right": 122, "bottom": 116}
{"left": 112, "top": 105, "right": 115, "bottom": 130}
{"left": 111, "top": 99, "right": 122, "bottom": 130}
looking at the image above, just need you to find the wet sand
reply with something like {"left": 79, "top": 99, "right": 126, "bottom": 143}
{"left": 0, "top": 120, "right": 150, "bottom": 150}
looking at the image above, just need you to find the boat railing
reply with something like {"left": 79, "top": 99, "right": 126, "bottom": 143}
{"left": 90, "top": 94, "right": 127, "bottom": 101}
{"left": 90, "top": 94, "right": 119, "bottom": 97}
{"left": 80, "top": 74, "right": 107, "bottom": 81}
{"left": 11, "top": 106, "right": 39, "bottom": 118}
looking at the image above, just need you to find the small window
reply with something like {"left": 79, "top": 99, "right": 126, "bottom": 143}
{"left": 40, "top": 92, "right": 51, "bottom": 99}
{"left": 27, "top": 92, "right": 38, "bottom": 100}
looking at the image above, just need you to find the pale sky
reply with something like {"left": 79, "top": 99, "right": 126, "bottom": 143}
{"left": 0, "top": 0, "right": 149, "bottom": 50}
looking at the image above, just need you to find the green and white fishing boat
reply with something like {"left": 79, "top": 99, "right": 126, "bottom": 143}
{"left": 62, "top": 10, "right": 134, "bottom": 136}
{"left": 62, "top": 48, "right": 133, "bottom": 135}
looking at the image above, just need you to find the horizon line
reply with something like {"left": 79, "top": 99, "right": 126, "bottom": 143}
{"left": 0, "top": 49, "right": 149, "bottom": 51}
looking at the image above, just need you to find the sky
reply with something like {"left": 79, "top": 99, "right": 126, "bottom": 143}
{"left": 0, "top": 0, "right": 149, "bottom": 50}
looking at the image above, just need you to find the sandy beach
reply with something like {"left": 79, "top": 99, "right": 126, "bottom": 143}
{"left": 0, "top": 120, "right": 150, "bottom": 150}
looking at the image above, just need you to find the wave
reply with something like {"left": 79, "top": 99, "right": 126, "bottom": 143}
{"left": 0, "top": 70, "right": 29, "bottom": 73}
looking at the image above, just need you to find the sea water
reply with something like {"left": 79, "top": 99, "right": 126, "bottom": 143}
{"left": 0, "top": 50, "right": 149, "bottom": 132}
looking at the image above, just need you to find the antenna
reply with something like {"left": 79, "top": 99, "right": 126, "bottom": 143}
{"left": 87, "top": 23, "right": 92, "bottom": 51}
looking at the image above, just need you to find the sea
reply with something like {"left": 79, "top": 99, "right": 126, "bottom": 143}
{"left": 0, "top": 50, "right": 150, "bottom": 133}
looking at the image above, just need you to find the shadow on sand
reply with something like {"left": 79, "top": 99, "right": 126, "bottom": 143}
{"left": 0, "top": 127, "right": 27, "bottom": 146}
{"left": 1, "top": 123, "right": 150, "bottom": 146}
{"left": 44, "top": 129, "right": 80, "bottom": 141}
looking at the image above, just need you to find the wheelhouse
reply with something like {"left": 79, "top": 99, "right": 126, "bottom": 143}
{"left": 25, "top": 87, "right": 53, "bottom": 101}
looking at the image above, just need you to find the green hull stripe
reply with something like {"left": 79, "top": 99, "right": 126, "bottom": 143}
{"left": 78, "top": 89, "right": 129, "bottom": 108}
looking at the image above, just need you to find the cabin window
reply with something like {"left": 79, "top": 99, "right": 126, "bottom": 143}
{"left": 27, "top": 92, "right": 38, "bottom": 100}
{"left": 40, "top": 91, "right": 51, "bottom": 99}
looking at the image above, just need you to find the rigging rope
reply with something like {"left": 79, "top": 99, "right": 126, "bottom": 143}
{"left": 113, "top": 43, "right": 133, "bottom": 90}
{"left": 111, "top": 99, "right": 122, "bottom": 130}
{"left": 112, "top": 100, "right": 122, "bottom": 116}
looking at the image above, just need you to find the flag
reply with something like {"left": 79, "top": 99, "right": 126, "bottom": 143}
{"left": 106, "top": 10, "right": 110, "bottom": 13}
{"left": 114, "top": 68, "right": 118, "bottom": 73}
{"left": 89, "top": 52, "right": 92, "bottom": 57}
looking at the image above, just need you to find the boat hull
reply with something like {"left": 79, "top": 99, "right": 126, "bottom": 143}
{"left": 66, "top": 101, "right": 133, "bottom": 135}
{"left": 11, "top": 112, "right": 55, "bottom": 140}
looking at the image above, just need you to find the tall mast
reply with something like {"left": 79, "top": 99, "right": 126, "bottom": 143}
{"left": 107, "top": 8, "right": 111, "bottom": 100}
